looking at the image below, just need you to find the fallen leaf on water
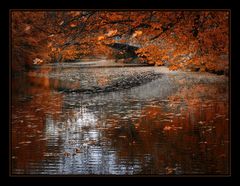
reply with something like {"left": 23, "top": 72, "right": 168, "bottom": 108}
{"left": 174, "top": 126, "right": 183, "bottom": 130}
{"left": 44, "top": 152, "right": 59, "bottom": 157}
{"left": 38, "top": 138, "right": 48, "bottom": 141}
{"left": 75, "top": 148, "right": 81, "bottom": 153}
{"left": 97, "top": 127, "right": 107, "bottom": 130}
{"left": 164, "top": 113, "right": 175, "bottom": 116}
{"left": 215, "top": 114, "right": 225, "bottom": 119}
{"left": 161, "top": 119, "right": 172, "bottom": 122}
{"left": 35, "top": 108, "right": 41, "bottom": 112}
{"left": 19, "top": 141, "right": 31, "bottom": 144}
{"left": 163, "top": 126, "right": 172, "bottom": 131}
{"left": 26, "top": 134, "right": 35, "bottom": 138}
{"left": 206, "top": 128, "right": 212, "bottom": 132}
{"left": 165, "top": 166, "right": 176, "bottom": 174}
{"left": 119, "top": 135, "right": 127, "bottom": 138}
{"left": 64, "top": 152, "right": 71, "bottom": 157}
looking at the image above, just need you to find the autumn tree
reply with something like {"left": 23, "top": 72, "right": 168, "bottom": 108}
{"left": 12, "top": 11, "right": 229, "bottom": 74}
{"left": 95, "top": 11, "right": 229, "bottom": 73}
{"left": 12, "top": 12, "right": 49, "bottom": 71}
{"left": 12, "top": 11, "right": 98, "bottom": 70}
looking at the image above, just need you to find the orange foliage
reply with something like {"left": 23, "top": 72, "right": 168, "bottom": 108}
{"left": 61, "top": 45, "right": 80, "bottom": 61}
{"left": 135, "top": 45, "right": 164, "bottom": 66}
{"left": 11, "top": 11, "right": 229, "bottom": 74}
{"left": 169, "top": 65, "right": 178, "bottom": 71}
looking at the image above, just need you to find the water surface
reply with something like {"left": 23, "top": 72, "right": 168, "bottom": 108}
{"left": 11, "top": 66, "right": 229, "bottom": 175}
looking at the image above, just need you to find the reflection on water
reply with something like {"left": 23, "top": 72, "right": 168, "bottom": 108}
{"left": 11, "top": 68, "right": 229, "bottom": 175}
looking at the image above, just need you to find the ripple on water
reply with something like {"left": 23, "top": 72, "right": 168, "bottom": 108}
{"left": 11, "top": 68, "right": 229, "bottom": 175}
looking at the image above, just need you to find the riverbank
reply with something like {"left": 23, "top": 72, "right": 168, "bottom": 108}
{"left": 39, "top": 59, "right": 149, "bottom": 68}
{"left": 27, "top": 65, "right": 228, "bottom": 95}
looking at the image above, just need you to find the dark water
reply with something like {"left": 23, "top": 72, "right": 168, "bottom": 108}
{"left": 11, "top": 67, "right": 229, "bottom": 175}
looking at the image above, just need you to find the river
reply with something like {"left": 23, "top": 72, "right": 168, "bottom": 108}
{"left": 11, "top": 65, "right": 229, "bottom": 175}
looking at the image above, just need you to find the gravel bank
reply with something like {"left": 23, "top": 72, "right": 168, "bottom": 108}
{"left": 30, "top": 67, "right": 162, "bottom": 93}
{"left": 29, "top": 66, "right": 228, "bottom": 94}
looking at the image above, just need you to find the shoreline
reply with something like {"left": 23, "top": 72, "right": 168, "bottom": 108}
{"left": 25, "top": 66, "right": 228, "bottom": 95}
